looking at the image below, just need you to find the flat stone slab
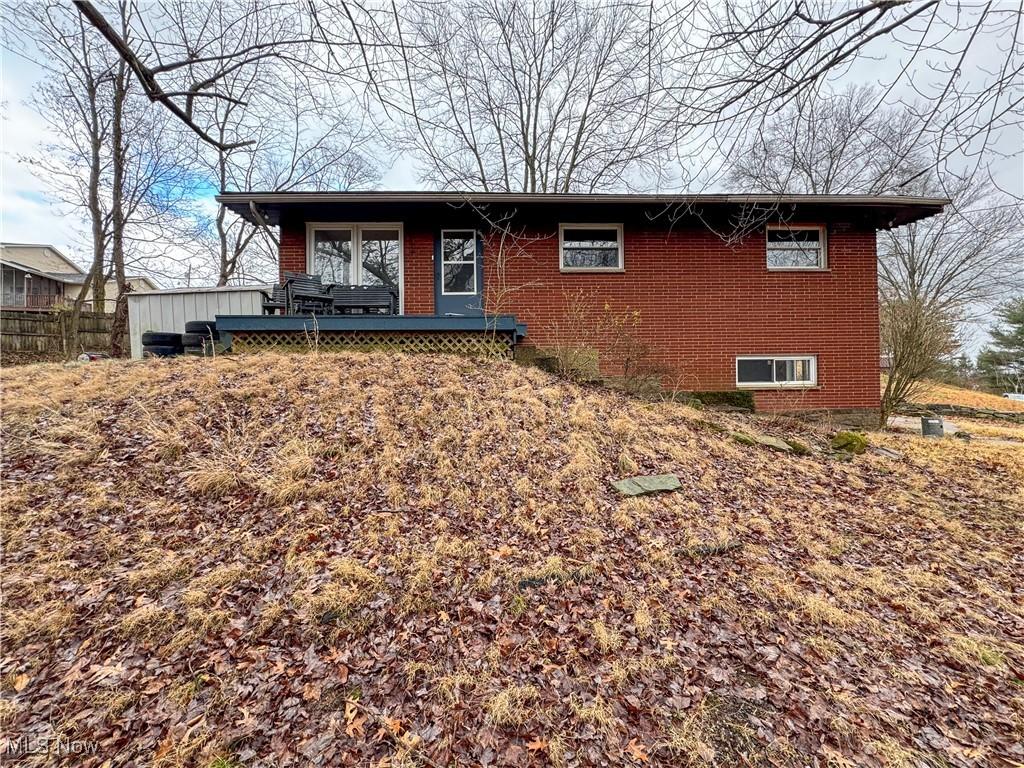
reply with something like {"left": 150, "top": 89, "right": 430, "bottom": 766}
{"left": 730, "top": 431, "right": 756, "bottom": 446}
{"left": 612, "top": 473, "right": 682, "bottom": 496}
{"left": 731, "top": 432, "right": 793, "bottom": 452}
{"left": 754, "top": 435, "right": 793, "bottom": 453}
{"left": 871, "top": 446, "right": 904, "bottom": 460}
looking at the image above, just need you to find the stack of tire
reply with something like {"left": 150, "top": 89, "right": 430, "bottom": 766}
{"left": 182, "top": 320, "right": 222, "bottom": 357}
{"left": 142, "top": 331, "right": 184, "bottom": 357}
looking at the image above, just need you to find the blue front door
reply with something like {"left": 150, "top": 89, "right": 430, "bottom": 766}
{"left": 435, "top": 230, "right": 483, "bottom": 316}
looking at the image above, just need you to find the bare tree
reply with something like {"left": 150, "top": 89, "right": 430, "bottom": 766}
{"left": 64, "top": 0, "right": 380, "bottom": 287}
{"left": 162, "top": 0, "right": 381, "bottom": 285}
{"left": 667, "top": 1, "right": 1023, "bottom": 193}
{"left": 71, "top": 1, "right": 1020, "bottom": 195}
{"left": 383, "top": 0, "right": 677, "bottom": 192}
{"left": 727, "top": 85, "right": 931, "bottom": 195}
{"left": 727, "top": 86, "right": 1024, "bottom": 317}
{"left": 205, "top": 97, "right": 378, "bottom": 284}
{"left": 878, "top": 175, "right": 1024, "bottom": 315}
{"left": 8, "top": 3, "right": 115, "bottom": 353}
{"left": 7, "top": 2, "right": 206, "bottom": 356}
{"left": 70, "top": 0, "right": 375, "bottom": 151}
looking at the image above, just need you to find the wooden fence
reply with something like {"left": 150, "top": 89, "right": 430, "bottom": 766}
{"left": 0, "top": 310, "right": 122, "bottom": 358}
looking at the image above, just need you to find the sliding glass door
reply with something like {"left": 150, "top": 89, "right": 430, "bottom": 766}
{"left": 307, "top": 224, "right": 402, "bottom": 311}
{"left": 359, "top": 229, "right": 400, "bottom": 291}
{"left": 311, "top": 228, "right": 353, "bottom": 285}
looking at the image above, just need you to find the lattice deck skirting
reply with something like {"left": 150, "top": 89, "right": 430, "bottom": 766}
{"left": 230, "top": 329, "right": 516, "bottom": 358}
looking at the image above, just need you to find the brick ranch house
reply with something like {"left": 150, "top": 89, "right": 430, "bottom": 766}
{"left": 217, "top": 192, "right": 947, "bottom": 423}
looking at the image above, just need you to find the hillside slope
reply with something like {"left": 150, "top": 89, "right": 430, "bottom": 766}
{"left": 2, "top": 353, "right": 1022, "bottom": 767}
{"left": 914, "top": 379, "right": 1024, "bottom": 412}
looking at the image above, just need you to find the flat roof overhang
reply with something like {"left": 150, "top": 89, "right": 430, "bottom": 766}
{"left": 216, "top": 191, "right": 949, "bottom": 230}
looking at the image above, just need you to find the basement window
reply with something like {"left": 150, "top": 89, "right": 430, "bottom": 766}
{"left": 736, "top": 355, "right": 817, "bottom": 388}
{"left": 766, "top": 225, "right": 827, "bottom": 270}
{"left": 560, "top": 224, "right": 623, "bottom": 271}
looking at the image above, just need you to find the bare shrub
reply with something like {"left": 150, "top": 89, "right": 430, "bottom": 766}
{"left": 880, "top": 298, "right": 959, "bottom": 427}
{"left": 544, "top": 290, "right": 653, "bottom": 391}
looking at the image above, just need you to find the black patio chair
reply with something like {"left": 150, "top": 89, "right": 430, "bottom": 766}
{"left": 260, "top": 284, "right": 287, "bottom": 315}
{"left": 284, "top": 272, "right": 332, "bottom": 314}
{"left": 329, "top": 285, "right": 398, "bottom": 315}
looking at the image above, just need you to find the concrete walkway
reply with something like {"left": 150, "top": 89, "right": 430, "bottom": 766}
{"left": 888, "top": 415, "right": 961, "bottom": 435}
{"left": 887, "top": 415, "right": 1024, "bottom": 448}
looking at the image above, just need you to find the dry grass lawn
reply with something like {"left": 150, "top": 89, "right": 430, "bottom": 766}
{"left": 904, "top": 378, "right": 1024, "bottom": 412}
{"left": 2, "top": 352, "right": 1022, "bottom": 767}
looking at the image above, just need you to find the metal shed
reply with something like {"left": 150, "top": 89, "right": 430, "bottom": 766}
{"left": 127, "top": 284, "right": 269, "bottom": 359}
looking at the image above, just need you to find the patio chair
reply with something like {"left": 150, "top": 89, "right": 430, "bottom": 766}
{"left": 284, "top": 272, "right": 332, "bottom": 314}
{"left": 329, "top": 285, "right": 398, "bottom": 315}
{"left": 260, "top": 284, "right": 287, "bottom": 315}
{"left": 283, "top": 271, "right": 322, "bottom": 283}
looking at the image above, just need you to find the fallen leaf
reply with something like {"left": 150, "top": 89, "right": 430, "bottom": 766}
{"left": 344, "top": 698, "right": 359, "bottom": 724}
{"left": 302, "top": 681, "right": 322, "bottom": 701}
{"left": 626, "top": 738, "right": 649, "bottom": 763}
{"left": 235, "top": 706, "right": 256, "bottom": 732}
{"left": 526, "top": 737, "right": 548, "bottom": 752}
{"left": 346, "top": 713, "right": 367, "bottom": 738}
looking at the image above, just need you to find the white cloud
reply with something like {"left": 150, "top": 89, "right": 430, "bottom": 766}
{"left": 1, "top": 50, "right": 91, "bottom": 268}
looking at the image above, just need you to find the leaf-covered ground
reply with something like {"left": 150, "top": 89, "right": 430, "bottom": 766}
{"left": 2, "top": 353, "right": 1022, "bottom": 767}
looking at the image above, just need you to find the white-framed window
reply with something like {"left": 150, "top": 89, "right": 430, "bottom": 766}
{"left": 736, "top": 355, "right": 817, "bottom": 388}
{"left": 766, "top": 224, "right": 827, "bottom": 270}
{"left": 559, "top": 223, "right": 623, "bottom": 271}
{"left": 306, "top": 222, "right": 403, "bottom": 311}
{"left": 440, "top": 230, "right": 477, "bottom": 295}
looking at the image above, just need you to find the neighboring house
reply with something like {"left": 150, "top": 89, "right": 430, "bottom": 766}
{"left": 0, "top": 243, "right": 157, "bottom": 311}
{"left": 216, "top": 192, "right": 947, "bottom": 422}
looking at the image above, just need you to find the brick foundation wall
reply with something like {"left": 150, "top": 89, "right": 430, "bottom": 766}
{"left": 278, "top": 214, "right": 881, "bottom": 413}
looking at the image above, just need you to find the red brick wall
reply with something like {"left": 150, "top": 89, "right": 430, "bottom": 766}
{"left": 403, "top": 229, "right": 434, "bottom": 314}
{"left": 278, "top": 216, "right": 880, "bottom": 413}
{"left": 279, "top": 215, "right": 305, "bottom": 275}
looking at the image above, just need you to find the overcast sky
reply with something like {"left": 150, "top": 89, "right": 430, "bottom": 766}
{"left": 1, "top": 7, "right": 1019, "bottom": 356}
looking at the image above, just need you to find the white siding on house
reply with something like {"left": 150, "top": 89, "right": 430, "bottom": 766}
{"left": 0, "top": 244, "right": 82, "bottom": 274}
{"left": 127, "top": 285, "right": 268, "bottom": 358}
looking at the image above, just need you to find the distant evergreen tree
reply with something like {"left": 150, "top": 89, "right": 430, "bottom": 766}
{"left": 977, "top": 298, "right": 1024, "bottom": 393}
{"left": 933, "top": 354, "right": 977, "bottom": 387}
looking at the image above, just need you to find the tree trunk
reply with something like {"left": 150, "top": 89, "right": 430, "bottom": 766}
{"left": 108, "top": 31, "right": 130, "bottom": 356}
{"left": 216, "top": 143, "right": 233, "bottom": 286}
{"left": 65, "top": 79, "right": 107, "bottom": 360}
